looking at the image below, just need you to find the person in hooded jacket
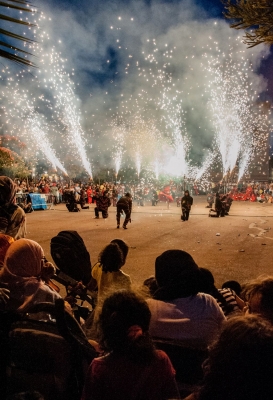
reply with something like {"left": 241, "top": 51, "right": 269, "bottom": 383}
{"left": 0, "top": 176, "right": 26, "bottom": 239}
{"left": 181, "top": 190, "right": 193, "bottom": 221}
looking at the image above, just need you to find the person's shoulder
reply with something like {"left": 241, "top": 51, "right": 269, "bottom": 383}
{"left": 197, "top": 292, "right": 216, "bottom": 302}
{"left": 92, "top": 262, "right": 102, "bottom": 277}
{"left": 197, "top": 293, "right": 226, "bottom": 317}
{"left": 92, "top": 354, "right": 109, "bottom": 365}
{"left": 154, "top": 350, "right": 176, "bottom": 373}
{"left": 119, "top": 270, "right": 131, "bottom": 283}
{"left": 154, "top": 349, "right": 170, "bottom": 360}
{"left": 11, "top": 204, "right": 25, "bottom": 217}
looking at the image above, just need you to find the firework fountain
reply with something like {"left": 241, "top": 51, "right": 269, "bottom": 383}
{"left": 0, "top": 9, "right": 270, "bottom": 186}
{"left": 204, "top": 38, "right": 269, "bottom": 183}
{"left": 37, "top": 42, "right": 92, "bottom": 177}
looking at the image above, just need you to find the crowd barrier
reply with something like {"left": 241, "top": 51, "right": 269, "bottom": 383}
{"left": 16, "top": 193, "right": 54, "bottom": 210}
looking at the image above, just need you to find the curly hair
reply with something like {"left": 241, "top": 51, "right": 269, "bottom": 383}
{"left": 98, "top": 243, "right": 124, "bottom": 273}
{"left": 196, "top": 315, "right": 273, "bottom": 400}
{"left": 98, "top": 290, "right": 155, "bottom": 365}
{"left": 242, "top": 276, "right": 273, "bottom": 324}
{"left": 110, "top": 239, "right": 129, "bottom": 264}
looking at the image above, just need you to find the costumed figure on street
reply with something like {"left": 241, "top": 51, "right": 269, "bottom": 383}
{"left": 158, "top": 185, "right": 174, "bottom": 203}
{"left": 181, "top": 190, "right": 193, "bottom": 221}
{"left": 222, "top": 193, "right": 233, "bottom": 215}
{"left": 151, "top": 189, "right": 159, "bottom": 206}
{"left": 80, "top": 187, "right": 89, "bottom": 209}
{"left": 65, "top": 189, "right": 80, "bottom": 212}
{"left": 116, "top": 192, "right": 132, "bottom": 229}
{"left": 94, "top": 190, "right": 111, "bottom": 219}
{"left": 209, "top": 192, "right": 224, "bottom": 217}
{"left": 206, "top": 193, "right": 214, "bottom": 208}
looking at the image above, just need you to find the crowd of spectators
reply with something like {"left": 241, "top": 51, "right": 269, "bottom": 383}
{"left": 13, "top": 177, "right": 273, "bottom": 209}
{"left": 2, "top": 175, "right": 273, "bottom": 399}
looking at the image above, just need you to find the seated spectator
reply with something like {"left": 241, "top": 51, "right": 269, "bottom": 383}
{"left": 185, "top": 315, "right": 273, "bottom": 400}
{"left": 198, "top": 268, "right": 243, "bottom": 318}
{"left": 0, "top": 233, "right": 13, "bottom": 306}
{"left": 0, "top": 238, "right": 61, "bottom": 312}
{"left": 81, "top": 290, "right": 180, "bottom": 400}
{"left": 0, "top": 233, "right": 14, "bottom": 269}
{"left": 85, "top": 240, "right": 131, "bottom": 335}
{"left": 243, "top": 276, "right": 273, "bottom": 324}
{"left": 18, "top": 192, "right": 33, "bottom": 214}
{"left": 222, "top": 280, "right": 242, "bottom": 297}
{"left": 110, "top": 238, "right": 129, "bottom": 262}
{"left": 0, "top": 176, "right": 26, "bottom": 239}
{"left": 7, "top": 391, "right": 44, "bottom": 400}
{"left": 90, "top": 242, "right": 131, "bottom": 300}
{"left": 146, "top": 250, "right": 225, "bottom": 348}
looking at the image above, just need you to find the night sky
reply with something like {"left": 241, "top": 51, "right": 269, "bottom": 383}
{"left": 41, "top": 0, "right": 272, "bottom": 98}
{"left": 1, "top": 0, "right": 272, "bottom": 176}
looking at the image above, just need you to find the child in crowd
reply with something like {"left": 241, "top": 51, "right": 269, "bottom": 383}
{"left": 81, "top": 290, "right": 180, "bottom": 400}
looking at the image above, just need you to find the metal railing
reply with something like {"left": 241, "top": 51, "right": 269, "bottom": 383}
{"left": 15, "top": 193, "right": 54, "bottom": 210}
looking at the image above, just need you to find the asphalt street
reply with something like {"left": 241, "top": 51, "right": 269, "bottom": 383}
{"left": 26, "top": 196, "right": 273, "bottom": 289}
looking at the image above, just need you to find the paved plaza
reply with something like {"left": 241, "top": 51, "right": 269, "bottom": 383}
{"left": 26, "top": 196, "right": 273, "bottom": 289}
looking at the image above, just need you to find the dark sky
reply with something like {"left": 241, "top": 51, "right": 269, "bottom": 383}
{"left": 1, "top": 0, "right": 271, "bottom": 176}
{"left": 42, "top": 0, "right": 273, "bottom": 101}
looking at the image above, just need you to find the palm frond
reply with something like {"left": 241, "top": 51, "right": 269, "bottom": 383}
{"left": 222, "top": 0, "right": 273, "bottom": 47}
{"left": 0, "top": 1, "right": 34, "bottom": 12}
{"left": 0, "top": 39, "right": 34, "bottom": 55}
{"left": 0, "top": 48, "right": 35, "bottom": 66}
{"left": 0, "top": 0, "right": 36, "bottom": 67}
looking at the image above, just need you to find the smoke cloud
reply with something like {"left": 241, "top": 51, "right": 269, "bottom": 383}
{"left": 0, "top": 0, "right": 269, "bottom": 179}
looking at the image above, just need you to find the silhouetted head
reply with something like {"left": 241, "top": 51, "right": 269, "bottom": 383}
{"left": 154, "top": 249, "right": 200, "bottom": 300}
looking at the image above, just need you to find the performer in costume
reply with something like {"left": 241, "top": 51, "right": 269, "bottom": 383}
{"left": 181, "top": 190, "right": 193, "bottom": 221}
{"left": 116, "top": 193, "right": 132, "bottom": 229}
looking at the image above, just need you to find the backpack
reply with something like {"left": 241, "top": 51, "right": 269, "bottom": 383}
{"left": 50, "top": 231, "right": 92, "bottom": 285}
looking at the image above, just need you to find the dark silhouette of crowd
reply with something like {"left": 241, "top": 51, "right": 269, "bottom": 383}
{"left": 2, "top": 176, "right": 273, "bottom": 399}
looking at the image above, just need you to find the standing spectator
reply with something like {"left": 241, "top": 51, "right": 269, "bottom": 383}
{"left": 111, "top": 186, "right": 118, "bottom": 206}
{"left": 86, "top": 186, "right": 93, "bottom": 204}
{"left": 50, "top": 183, "right": 59, "bottom": 204}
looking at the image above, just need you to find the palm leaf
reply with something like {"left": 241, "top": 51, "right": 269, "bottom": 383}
{"left": 0, "top": 0, "right": 36, "bottom": 66}
{"left": 222, "top": 0, "right": 273, "bottom": 47}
